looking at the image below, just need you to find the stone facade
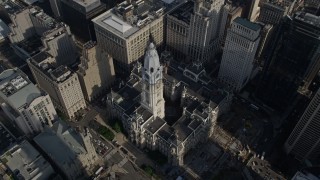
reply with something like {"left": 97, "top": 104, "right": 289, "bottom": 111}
{"left": 106, "top": 43, "right": 232, "bottom": 165}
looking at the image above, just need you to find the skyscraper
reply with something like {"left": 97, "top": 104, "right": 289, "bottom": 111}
{"left": 41, "top": 24, "right": 78, "bottom": 66}
{"left": 284, "top": 87, "right": 320, "bottom": 161}
{"left": 166, "top": 1, "right": 194, "bottom": 62}
{"left": 258, "top": 0, "right": 295, "bottom": 25}
{"left": 257, "top": 12, "right": 320, "bottom": 110}
{"left": 3, "top": 1, "right": 35, "bottom": 43}
{"left": 77, "top": 41, "right": 115, "bottom": 102}
{"left": 187, "top": 0, "right": 226, "bottom": 63}
{"left": 218, "top": 17, "right": 261, "bottom": 91}
{"left": 28, "top": 52, "right": 86, "bottom": 119}
{"left": 248, "top": 0, "right": 260, "bottom": 22}
{"left": 0, "top": 68, "right": 57, "bottom": 136}
{"left": 58, "top": 0, "right": 107, "bottom": 41}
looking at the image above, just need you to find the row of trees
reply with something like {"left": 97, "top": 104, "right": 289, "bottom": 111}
{"left": 97, "top": 126, "right": 115, "bottom": 141}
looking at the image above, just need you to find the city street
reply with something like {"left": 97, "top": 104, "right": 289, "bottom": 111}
{"left": 68, "top": 105, "right": 155, "bottom": 179}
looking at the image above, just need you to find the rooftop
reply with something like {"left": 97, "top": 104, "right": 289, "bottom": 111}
{"left": 93, "top": 0, "right": 180, "bottom": 38}
{"left": 295, "top": 11, "right": 320, "bottom": 28}
{"left": 15, "top": 37, "right": 43, "bottom": 57}
{"left": 21, "top": 0, "right": 38, "bottom": 5}
{"left": 31, "top": 51, "right": 52, "bottom": 63}
{"left": 0, "top": 69, "right": 42, "bottom": 109}
{"left": 1, "top": 140, "right": 55, "bottom": 180}
{"left": 29, "top": 7, "right": 58, "bottom": 30}
{"left": 50, "top": 65, "right": 72, "bottom": 82}
{"left": 73, "top": 0, "right": 101, "bottom": 7}
{"left": 93, "top": 9, "right": 139, "bottom": 38}
{"left": 146, "top": 117, "right": 166, "bottom": 134}
{"left": 42, "top": 25, "right": 70, "bottom": 42}
{"left": 0, "top": 0, "right": 26, "bottom": 15}
{"left": 172, "top": 116, "right": 194, "bottom": 141}
{"left": 163, "top": 59, "right": 228, "bottom": 105}
{"left": 157, "top": 124, "right": 174, "bottom": 141}
{"left": 34, "top": 121, "right": 87, "bottom": 167}
{"left": 62, "top": 0, "right": 103, "bottom": 13}
{"left": 168, "top": 1, "right": 194, "bottom": 24}
{"left": 233, "top": 17, "right": 261, "bottom": 31}
{"left": 29, "top": 55, "right": 74, "bottom": 84}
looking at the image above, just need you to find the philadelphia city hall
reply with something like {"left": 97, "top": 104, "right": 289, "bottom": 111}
{"left": 107, "top": 42, "right": 232, "bottom": 165}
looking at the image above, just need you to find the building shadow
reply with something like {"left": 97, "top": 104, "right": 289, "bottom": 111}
{"left": 32, "top": 122, "right": 94, "bottom": 180}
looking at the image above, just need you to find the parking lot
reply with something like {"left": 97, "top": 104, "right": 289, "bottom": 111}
{"left": 92, "top": 138, "right": 112, "bottom": 157}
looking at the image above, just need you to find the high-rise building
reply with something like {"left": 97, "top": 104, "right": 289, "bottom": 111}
{"left": 256, "top": 12, "right": 320, "bottom": 110}
{"left": 77, "top": 41, "right": 115, "bottom": 102}
{"left": 218, "top": 17, "right": 261, "bottom": 91}
{"left": 41, "top": 24, "right": 78, "bottom": 66}
{"left": 140, "top": 43, "right": 165, "bottom": 118}
{"left": 29, "top": 6, "right": 58, "bottom": 37}
{"left": 34, "top": 121, "right": 98, "bottom": 179}
{"left": 28, "top": 52, "right": 86, "bottom": 119}
{"left": 248, "top": 0, "right": 260, "bottom": 21}
{"left": 255, "top": 23, "right": 274, "bottom": 62}
{"left": 258, "top": 0, "right": 295, "bottom": 25}
{"left": 49, "top": 0, "right": 62, "bottom": 19}
{"left": 221, "top": 4, "right": 243, "bottom": 46}
{"left": 187, "top": 0, "right": 227, "bottom": 63}
{"left": 93, "top": 0, "right": 175, "bottom": 73}
{"left": 58, "top": 0, "right": 107, "bottom": 41}
{"left": 0, "top": 68, "right": 57, "bottom": 136}
{"left": 166, "top": 1, "right": 194, "bottom": 62}
{"left": 284, "top": 87, "right": 320, "bottom": 161}
{"left": 0, "top": 140, "right": 57, "bottom": 180}
{"left": 1, "top": 1, "right": 36, "bottom": 43}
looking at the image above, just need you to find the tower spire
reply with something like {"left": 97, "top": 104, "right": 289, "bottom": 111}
{"left": 141, "top": 42, "right": 165, "bottom": 118}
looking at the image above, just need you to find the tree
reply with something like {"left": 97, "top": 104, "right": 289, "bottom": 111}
{"left": 141, "top": 164, "right": 154, "bottom": 176}
{"left": 112, "top": 121, "right": 121, "bottom": 133}
{"left": 97, "top": 126, "right": 115, "bottom": 141}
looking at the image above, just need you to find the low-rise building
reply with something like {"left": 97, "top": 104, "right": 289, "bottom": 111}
{"left": 0, "top": 68, "right": 57, "bottom": 136}
{"left": 0, "top": 140, "right": 56, "bottom": 180}
{"left": 34, "top": 121, "right": 98, "bottom": 180}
